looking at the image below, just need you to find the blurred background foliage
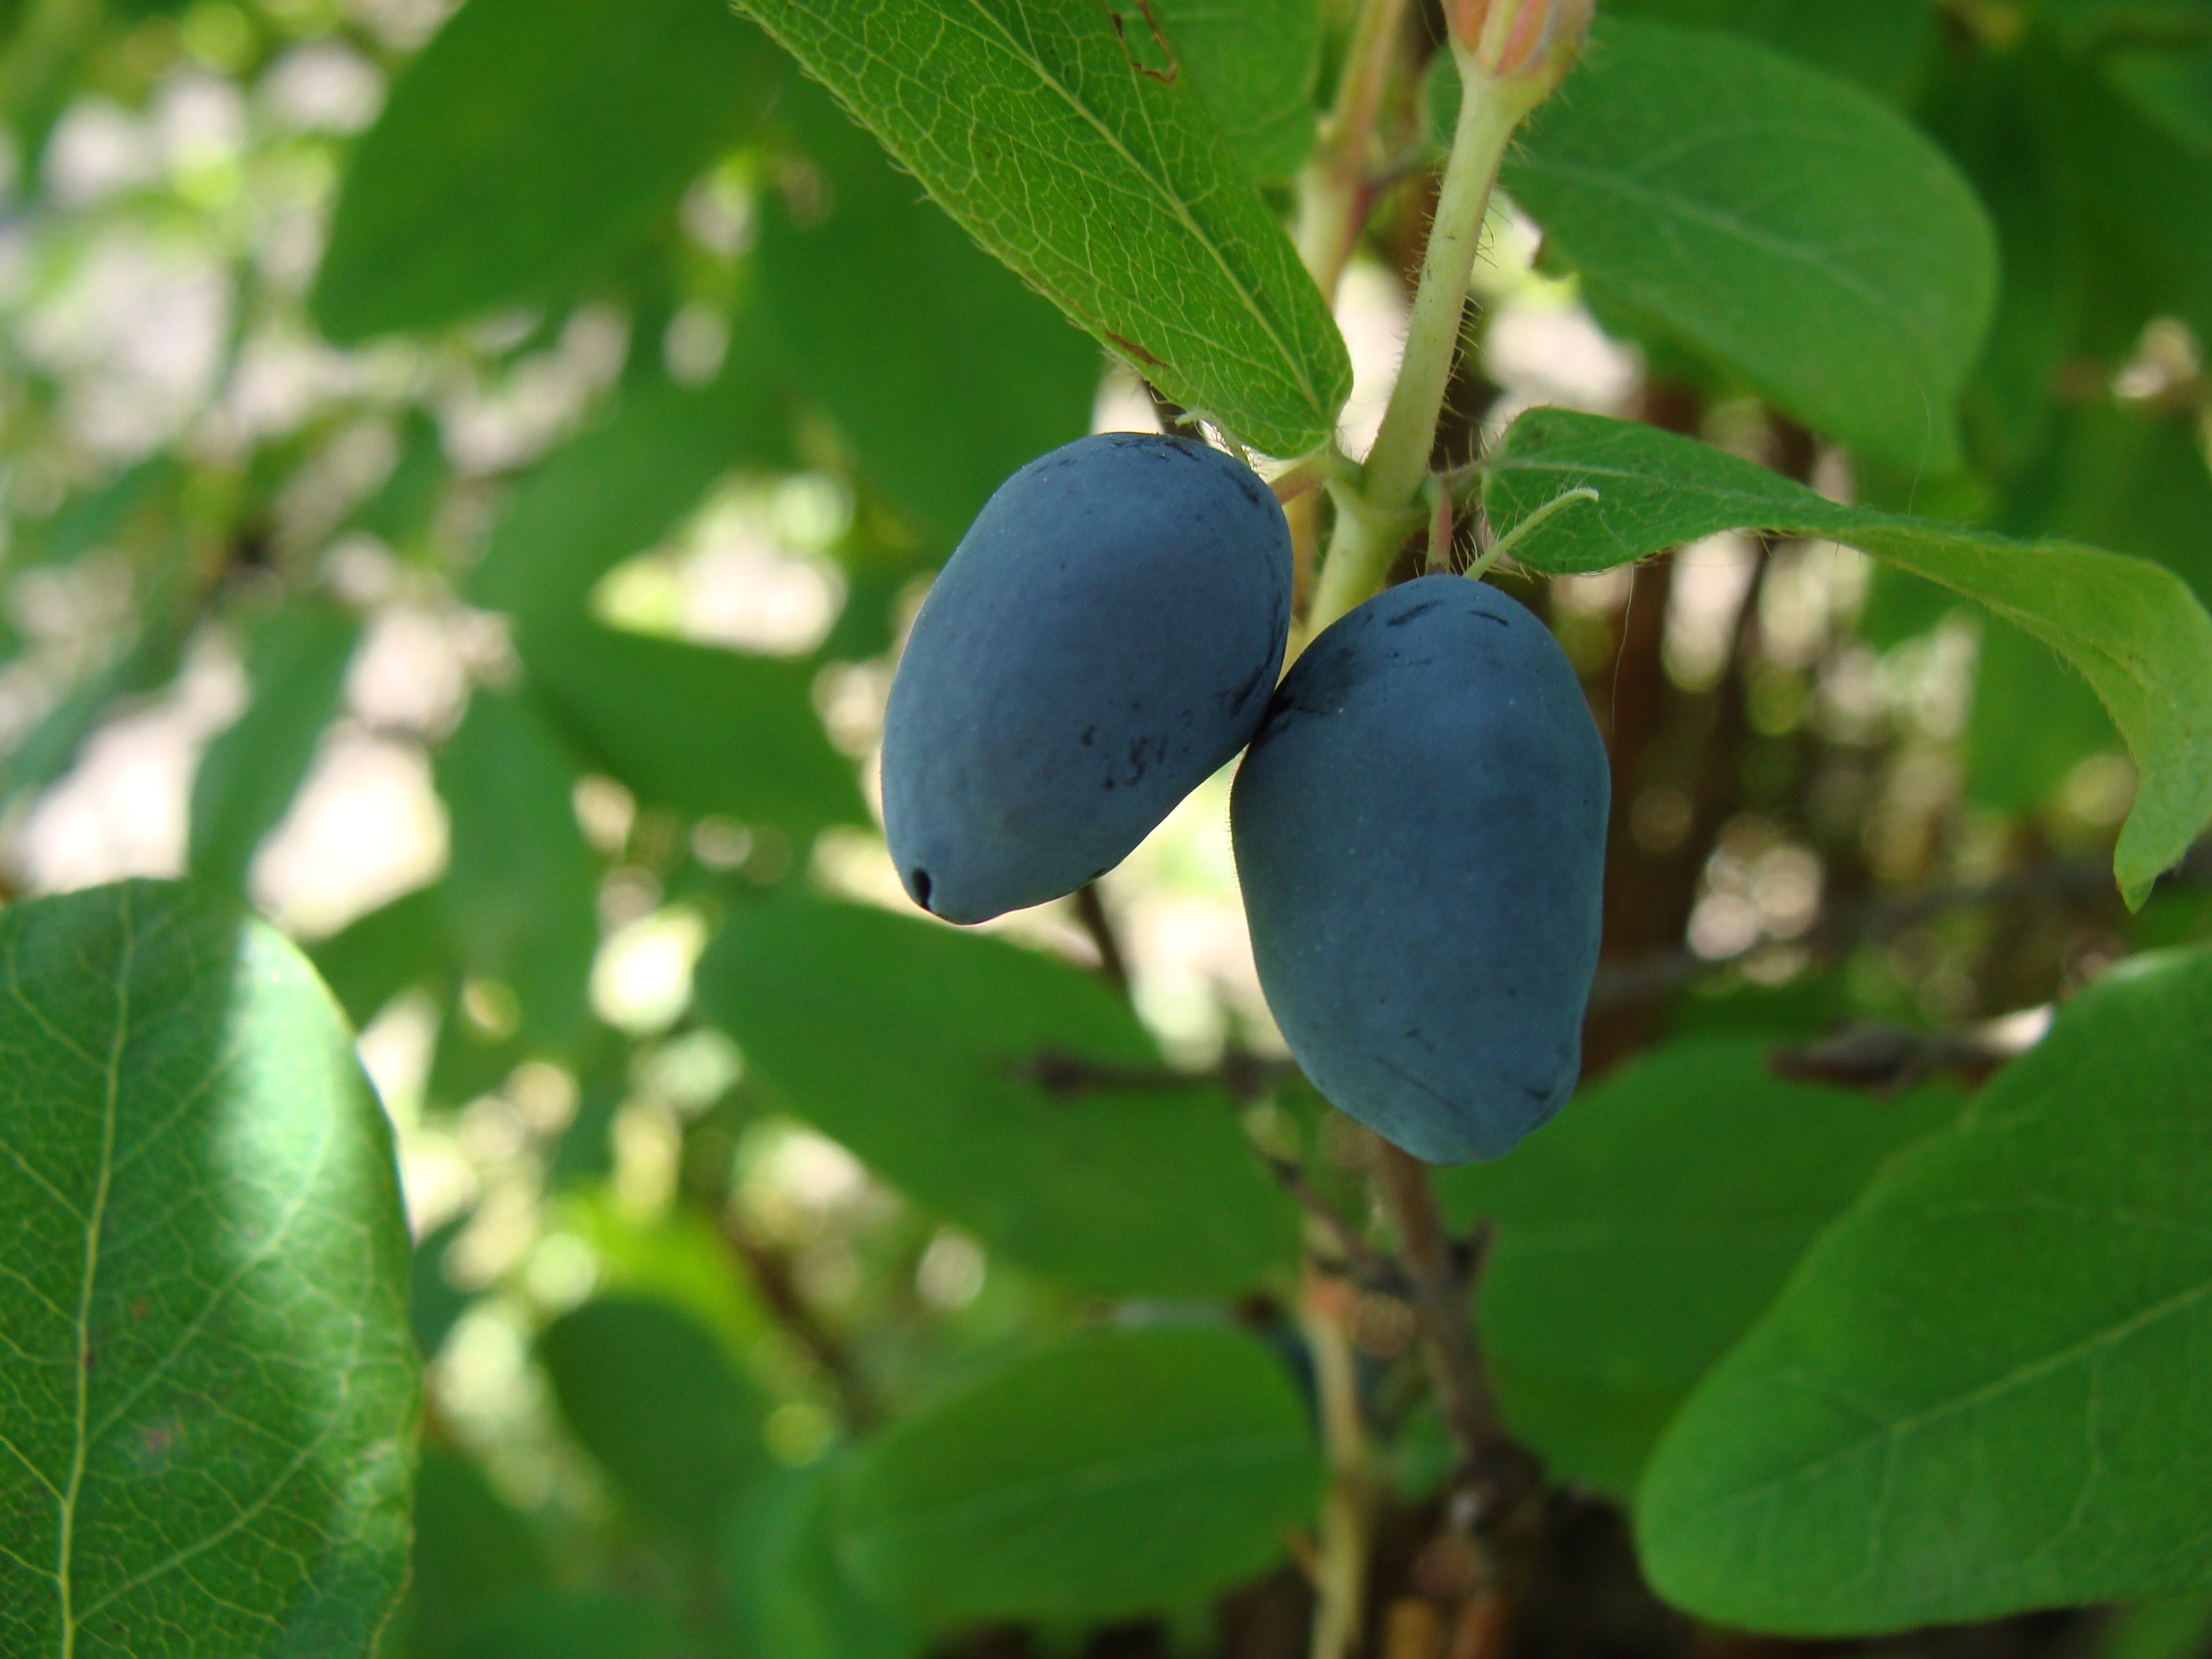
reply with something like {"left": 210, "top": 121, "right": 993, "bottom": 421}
{"left": 1, "top": 0, "right": 2210, "bottom": 1654}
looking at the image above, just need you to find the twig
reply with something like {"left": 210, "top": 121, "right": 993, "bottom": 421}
{"left": 1072, "top": 881, "right": 1130, "bottom": 991}
{"left": 1368, "top": 1139, "right": 1541, "bottom": 1540}
{"left": 1267, "top": 1156, "right": 1405, "bottom": 1292}
{"left": 718, "top": 1214, "right": 875, "bottom": 1428}
{"left": 1303, "top": 1265, "right": 1380, "bottom": 1659}
{"left": 1767, "top": 1015, "right": 2047, "bottom": 1092}
{"left": 1015, "top": 1044, "right": 1299, "bottom": 1102}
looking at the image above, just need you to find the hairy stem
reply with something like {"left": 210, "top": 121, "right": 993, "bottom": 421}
{"left": 1309, "top": 58, "right": 1530, "bottom": 630}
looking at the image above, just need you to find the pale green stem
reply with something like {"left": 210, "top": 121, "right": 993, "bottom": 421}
{"left": 1307, "top": 58, "right": 1531, "bottom": 630}
{"left": 1294, "top": 0, "right": 1413, "bottom": 295}
{"left": 1465, "top": 485, "right": 1601, "bottom": 581}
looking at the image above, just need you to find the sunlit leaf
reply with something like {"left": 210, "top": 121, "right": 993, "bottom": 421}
{"left": 1155, "top": 0, "right": 1322, "bottom": 178}
{"left": 314, "top": 0, "right": 771, "bottom": 338}
{"left": 693, "top": 899, "right": 1300, "bottom": 1298}
{"left": 188, "top": 602, "right": 359, "bottom": 894}
{"left": 1500, "top": 17, "right": 1996, "bottom": 469}
{"left": 434, "top": 689, "right": 599, "bottom": 1048}
{"left": 0, "top": 882, "right": 416, "bottom": 1658}
{"left": 737, "top": 0, "right": 1351, "bottom": 454}
{"left": 523, "top": 623, "right": 865, "bottom": 838}
{"left": 758, "top": 77, "right": 1100, "bottom": 548}
{"left": 1639, "top": 949, "right": 2212, "bottom": 1632}
{"left": 469, "top": 353, "right": 790, "bottom": 626}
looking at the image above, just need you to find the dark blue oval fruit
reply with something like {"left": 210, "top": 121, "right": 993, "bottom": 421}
{"left": 881, "top": 433, "right": 1293, "bottom": 924}
{"left": 1231, "top": 575, "right": 1609, "bottom": 1164}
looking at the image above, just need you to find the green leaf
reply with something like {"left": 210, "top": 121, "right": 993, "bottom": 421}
{"left": 2103, "top": 1597, "right": 2212, "bottom": 1659}
{"left": 397, "top": 1449, "right": 547, "bottom": 1659}
{"left": 7, "top": 457, "right": 177, "bottom": 571}
{"left": 468, "top": 352, "right": 790, "bottom": 626}
{"left": 1921, "top": 43, "right": 2083, "bottom": 475}
{"left": 2005, "top": 401, "right": 2212, "bottom": 603}
{"left": 736, "top": 0, "right": 1351, "bottom": 455}
{"left": 758, "top": 77, "right": 1101, "bottom": 546}
{"left": 1637, "top": 948, "right": 2212, "bottom": 1633}
{"left": 188, "top": 602, "right": 359, "bottom": 893}
{"left": 1483, "top": 408, "right": 2212, "bottom": 905}
{"left": 722, "top": 1458, "right": 923, "bottom": 1659}
{"left": 312, "top": 0, "right": 771, "bottom": 339}
{"left": 2030, "top": 0, "right": 2212, "bottom": 49}
{"left": 1153, "top": 0, "right": 1322, "bottom": 178}
{"left": 2051, "top": 58, "right": 2212, "bottom": 352}
{"left": 308, "top": 882, "right": 451, "bottom": 1031}
{"left": 409, "top": 1210, "right": 472, "bottom": 1361}
{"left": 837, "top": 1324, "right": 1319, "bottom": 1621}
{"left": 2108, "top": 43, "right": 2212, "bottom": 155}
{"left": 692, "top": 899, "right": 1299, "bottom": 1298}
{"left": 445, "top": 1591, "right": 689, "bottom": 1659}
{"left": 1, "top": 588, "right": 193, "bottom": 811}
{"left": 1601, "top": 0, "right": 1937, "bottom": 102}
{"left": 0, "top": 881, "right": 417, "bottom": 1657}
{"left": 539, "top": 1296, "right": 767, "bottom": 1541}
{"left": 1966, "top": 617, "right": 2119, "bottom": 815}
{"left": 434, "top": 689, "right": 599, "bottom": 1048}
{"left": 523, "top": 623, "right": 865, "bottom": 838}
{"left": 1963, "top": 398, "right": 2212, "bottom": 812}
{"left": 1502, "top": 17, "right": 1997, "bottom": 470}
{"left": 1434, "top": 1040, "right": 1962, "bottom": 1495}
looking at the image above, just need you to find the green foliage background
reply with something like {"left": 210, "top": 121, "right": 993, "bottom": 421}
{"left": 1, "top": 0, "right": 2210, "bottom": 1654}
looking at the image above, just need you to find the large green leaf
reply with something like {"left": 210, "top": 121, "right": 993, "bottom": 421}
{"left": 2051, "top": 60, "right": 2212, "bottom": 350}
{"left": 445, "top": 1591, "right": 689, "bottom": 1659}
{"left": 736, "top": 0, "right": 1351, "bottom": 455}
{"left": 0, "top": 882, "right": 417, "bottom": 1657}
{"left": 396, "top": 1449, "right": 547, "bottom": 1659}
{"left": 1638, "top": 949, "right": 2212, "bottom": 1633}
{"left": 468, "top": 353, "right": 790, "bottom": 626}
{"left": 1502, "top": 17, "right": 1996, "bottom": 470}
{"left": 539, "top": 1296, "right": 766, "bottom": 1542}
{"left": 312, "top": 0, "right": 770, "bottom": 339}
{"left": 2108, "top": 43, "right": 2212, "bottom": 155}
{"left": 721, "top": 1458, "right": 922, "bottom": 1659}
{"left": 1154, "top": 0, "right": 1322, "bottom": 179}
{"left": 188, "top": 602, "right": 359, "bottom": 894}
{"left": 1965, "top": 400, "right": 2212, "bottom": 813}
{"left": 760, "top": 77, "right": 1099, "bottom": 548}
{"left": 1435, "top": 1040, "right": 1961, "bottom": 1495}
{"left": 692, "top": 899, "right": 1299, "bottom": 1298}
{"left": 434, "top": 689, "right": 599, "bottom": 1048}
{"left": 1483, "top": 409, "right": 2212, "bottom": 905}
{"left": 837, "top": 1325, "right": 1319, "bottom": 1620}
{"left": 1602, "top": 0, "right": 1937, "bottom": 102}
{"left": 523, "top": 623, "right": 866, "bottom": 838}
{"left": 1921, "top": 43, "right": 2082, "bottom": 475}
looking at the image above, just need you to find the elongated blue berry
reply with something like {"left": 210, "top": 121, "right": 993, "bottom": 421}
{"left": 1231, "top": 575, "right": 1608, "bottom": 1163}
{"left": 882, "top": 434, "right": 1292, "bottom": 924}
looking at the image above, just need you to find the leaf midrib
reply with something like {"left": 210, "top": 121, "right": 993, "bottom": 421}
{"left": 56, "top": 884, "right": 134, "bottom": 1659}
